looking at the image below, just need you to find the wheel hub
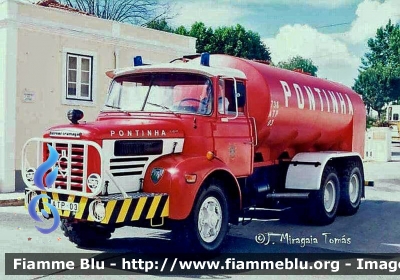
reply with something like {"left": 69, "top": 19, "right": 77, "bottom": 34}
{"left": 349, "top": 173, "right": 360, "bottom": 203}
{"left": 324, "top": 181, "right": 336, "bottom": 212}
{"left": 198, "top": 196, "right": 222, "bottom": 243}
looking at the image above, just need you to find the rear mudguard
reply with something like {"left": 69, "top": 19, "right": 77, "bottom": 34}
{"left": 142, "top": 155, "right": 242, "bottom": 220}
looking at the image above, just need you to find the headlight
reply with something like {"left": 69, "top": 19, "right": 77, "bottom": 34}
{"left": 87, "top": 173, "right": 101, "bottom": 192}
{"left": 89, "top": 200, "right": 106, "bottom": 222}
{"left": 25, "top": 168, "right": 36, "bottom": 186}
{"left": 151, "top": 168, "right": 164, "bottom": 184}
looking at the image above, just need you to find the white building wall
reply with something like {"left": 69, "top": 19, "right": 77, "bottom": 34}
{"left": 0, "top": 0, "right": 17, "bottom": 193}
{"left": 0, "top": 0, "right": 197, "bottom": 193}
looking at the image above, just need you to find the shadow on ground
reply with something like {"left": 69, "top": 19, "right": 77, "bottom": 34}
{"left": 71, "top": 199, "right": 400, "bottom": 254}
{"left": 38, "top": 199, "right": 400, "bottom": 277}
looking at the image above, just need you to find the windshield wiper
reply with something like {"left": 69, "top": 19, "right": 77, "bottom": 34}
{"left": 104, "top": 104, "right": 121, "bottom": 109}
{"left": 146, "top": 102, "right": 181, "bottom": 117}
{"left": 141, "top": 77, "right": 154, "bottom": 111}
{"left": 147, "top": 102, "right": 171, "bottom": 111}
{"left": 102, "top": 105, "right": 130, "bottom": 115}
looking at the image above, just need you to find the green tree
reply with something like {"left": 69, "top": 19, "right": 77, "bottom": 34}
{"left": 361, "top": 20, "right": 399, "bottom": 69}
{"left": 146, "top": 18, "right": 174, "bottom": 33}
{"left": 276, "top": 56, "right": 318, "bottom": 76}
{"left": 210, "top": 24, "right": 271, "bottom": 60}
{"left": 188, "top": 22, "right": 214, "bottom": 54}
{"left": 145, "top": 20, "right": 271, "bottom": 61}
{"left": 353, "top": 64, "right": 394, "bottom": 119}
{"left": 353, "top": 20, "right": 400, "bottom": 119}
{"left": 175, "top": 25, "right": 189, "bottom": 36}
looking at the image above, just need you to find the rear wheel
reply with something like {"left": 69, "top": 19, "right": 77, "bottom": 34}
{"left": 338, "top": 161, "right": 363, "bottom": 215}
{"left": 306, "top": 166, "right": 340, "bottom": 225}
{"left": 171, "top": 181, "right": 229, "bottom": 253}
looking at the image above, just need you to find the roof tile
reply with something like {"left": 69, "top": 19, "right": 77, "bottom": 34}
{"left": 36, "top": 0, "right": 93, "bottom": 16}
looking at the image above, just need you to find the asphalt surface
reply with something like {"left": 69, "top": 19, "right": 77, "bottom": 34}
{"left": 1, "top": 144, "right": 400, "bottom": 279}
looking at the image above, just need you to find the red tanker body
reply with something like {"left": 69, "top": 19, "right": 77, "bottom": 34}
{"left": 189, "top": 54, "right": 366, "bottom": 162}
{"left": 22, "top": 53, "right": 368, "bottom": 253}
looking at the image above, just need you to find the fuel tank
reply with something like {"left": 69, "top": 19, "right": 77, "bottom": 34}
{"left": 190, "top": 54, "right": 366, "bottom": 161}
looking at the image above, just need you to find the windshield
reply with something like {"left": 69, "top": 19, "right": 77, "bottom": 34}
{"left": 104, "top": 73, "right": 214, "bottom": 115}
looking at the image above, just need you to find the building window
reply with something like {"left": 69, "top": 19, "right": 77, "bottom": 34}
{"left": 66, "top": 53, "right": 93, "bottom": 101}
{"left": 394, "top": 114, "right": 399, "bottom": 121}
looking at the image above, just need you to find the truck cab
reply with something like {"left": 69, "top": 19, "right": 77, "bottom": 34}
{"left": 23, "top": 54, "right": 252, "bottom": 252}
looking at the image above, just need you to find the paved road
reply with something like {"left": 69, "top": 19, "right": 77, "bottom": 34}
{"left": 1, "top": 145, "right": 400, "bottom": 279}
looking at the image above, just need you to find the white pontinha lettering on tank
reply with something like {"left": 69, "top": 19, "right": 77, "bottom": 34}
{"left": 304, "top": 86, "right": 316, "bottom": 111}
{"left": 293, "top": 83, "right": 305, "bottom": 109}
{"left": 279, "top": 80, "right": 354, "bottom": 115}
{"left": 322, "top": 89, "right": 330, "bottom": 112}
{"left": 314, "top": 88, "right": 324, "bottom": 112}
{"left": 280, "top": 81, "right": 291, "bottom": 107}
{"left": 328, "top": 91, "right": 339, "bottom": 113}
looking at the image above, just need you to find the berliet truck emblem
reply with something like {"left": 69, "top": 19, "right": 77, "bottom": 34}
{"left": 229, "top": 145, "right": 236, "bottom": 158}
{"left": 57, "top": 149, "right": 68, "bottom": 178}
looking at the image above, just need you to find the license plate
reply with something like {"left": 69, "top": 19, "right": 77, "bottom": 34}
{"left": 50, "top": 200, "right": 79, "bottom": 212}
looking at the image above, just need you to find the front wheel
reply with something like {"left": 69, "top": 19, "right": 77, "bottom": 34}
{"left": 171, "top": 182, "right": 229, "bottom": 253}
{"left": 61, "top": 219, "right": 114, "bottom": 247}
{"left": 306, "top": 166, "right": 340, "bottom": 225}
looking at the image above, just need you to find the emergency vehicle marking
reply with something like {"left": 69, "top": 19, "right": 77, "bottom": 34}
{"left": 49, "top": 130, "right": 82, "bottom": 138}
{"left": 229, "top": 144, "right": 236, "bottom": 158}
{"left": 267, "top": 100, "right": 280, "bottom": 127}
{"left": 280, "top": 80, "right": 354, "bottom": 115}
{"left": 110, "top": 130, "right": 167, "bottom": 137}
{"left": 28, "top": 190, "right": 169, "bottom": 224}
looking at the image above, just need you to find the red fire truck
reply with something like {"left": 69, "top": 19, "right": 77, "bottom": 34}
{"left": 23, "top": 53, "right": 367, "bottom": 252}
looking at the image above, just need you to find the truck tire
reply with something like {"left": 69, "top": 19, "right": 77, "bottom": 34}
{"left": 306, "top": 166, "right": 340, "bottom": 225}
{"left": 60, "top": 219, "right": 114, "bottom": 247}
{"left": 338, "top": 161, "right": 362, "bottom": 216}
{"left": 171, "top": 182, "right": 229, "bottom": 253}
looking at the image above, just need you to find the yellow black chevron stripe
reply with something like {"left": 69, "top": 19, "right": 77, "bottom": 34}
{"left": 24, "top": 189, "right": 169, "bottom": 225}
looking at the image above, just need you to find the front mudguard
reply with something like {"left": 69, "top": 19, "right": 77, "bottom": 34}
{"left": 143, "top": 155, "right": 241, "bottom": 220}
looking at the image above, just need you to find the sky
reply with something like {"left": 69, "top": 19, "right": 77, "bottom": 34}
{"left": 168, "top": 0, "right": 400, "bottom": 88}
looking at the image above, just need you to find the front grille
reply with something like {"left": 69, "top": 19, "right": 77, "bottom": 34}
{"left": 46, "top": 143, "right": 86, "bottom": 192}
{"left": 110, "top": 157, "right": 149, "bottom": 177}
{"left": 114, "top": 140, "right": 163, "bottom": 156}
{"left": 22, "top": 138, "right": 104, "bottom": 197}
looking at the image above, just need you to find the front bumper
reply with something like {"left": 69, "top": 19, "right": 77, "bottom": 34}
{"left": 25, "top": 189, "right": 169, "bottom": 225}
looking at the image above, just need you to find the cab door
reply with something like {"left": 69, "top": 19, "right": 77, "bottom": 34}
{"left": 213, "top": 79, "right": 253, "bottom": 177}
